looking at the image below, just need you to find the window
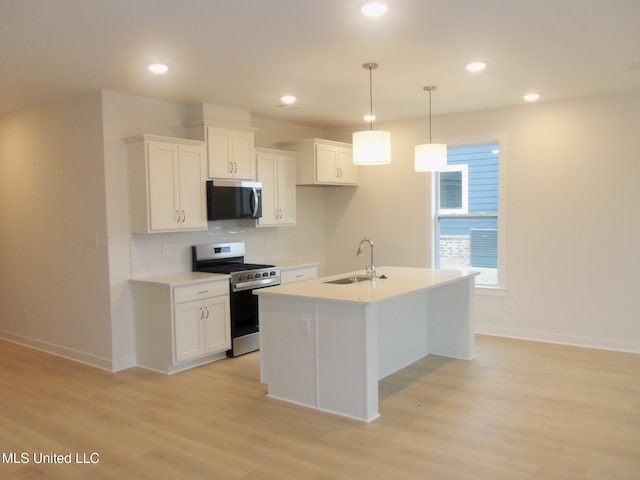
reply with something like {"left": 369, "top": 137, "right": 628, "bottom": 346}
{"left": 435, "top": 142, "right": 501, "bottom": 288}
{"left": 439, "top": 165, "right": 468, "bottom": 214}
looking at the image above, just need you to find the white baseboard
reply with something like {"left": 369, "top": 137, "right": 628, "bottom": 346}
{"left": 476, "top": 324, "right": 640, "bottom": 354}
{"left": 0, "top": 330, "right": 113, "bottom": 371}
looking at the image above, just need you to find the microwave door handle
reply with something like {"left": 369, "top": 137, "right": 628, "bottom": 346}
{"left": 251, "top": 187, "right": 258, "bottom": 217}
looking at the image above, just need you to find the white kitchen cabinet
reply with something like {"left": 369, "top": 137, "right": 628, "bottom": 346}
{"left": 131, "top": 273, "right": 231, "bottom": 374}
{"left": 126, "top": 135, "right": 207, "bottom": 233}
{"left": 185, "top": 120, "right": 258, "bottom": 180}
{"left": 256, "top": 148, "right": 297, "bottom": 227}
{"left": 280, "top": 264, "right": 318, "bottom": 284}
{"left": 174, "top": 294, "right": 230, "bottom": 362}
{"left": 278, "top": 138, "right": 358, "bottom": 186}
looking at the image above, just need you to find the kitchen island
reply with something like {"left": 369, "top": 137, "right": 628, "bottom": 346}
{"left": 255, "top": 266, "right": 478, "bottom": 422}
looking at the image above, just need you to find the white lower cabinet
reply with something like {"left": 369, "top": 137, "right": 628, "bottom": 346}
{"left": 174, "top": 294, "right": 230, "bottom": 363}
{"left": 131, "top": 274, "right": 230, "bottom": 374}
{"left": 280, "top": 264, "right": 318, "bottom": 284}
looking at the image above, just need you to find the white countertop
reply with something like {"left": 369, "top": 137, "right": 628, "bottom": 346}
{"left": 255, "top": 259, "right": 320, "bottom": 270}
{"left": 254, "top": 266, "right": 479, "bottom": 305}
{"left": 129, "top": 271, "right": 229, "bottom": 287}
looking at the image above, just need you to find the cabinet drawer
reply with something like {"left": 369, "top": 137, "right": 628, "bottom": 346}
{"left": 174, "top": 281, "right": 229, "bottom": 303}
{"left": 281, "top": 266, "right": 318, "bottom": 284}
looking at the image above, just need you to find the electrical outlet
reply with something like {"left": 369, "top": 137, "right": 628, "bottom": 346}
{"left": 301, "top": 318, "right": 311, "bottom": 335}
{"left": 23, "top": 308, "right": 30, "bottom": 320}
{"left": 161, "top": 243, "right": 169, "bottom": 257}
{"left": 505, "top": 303, "right": 513, "bottom": 314}
{"left": 87, "top": 232, "right": 98, "bottom": 246}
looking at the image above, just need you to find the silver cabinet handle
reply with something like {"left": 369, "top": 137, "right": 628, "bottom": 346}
{"left": 199, "top": 307, "right": 204, "bottom": 320}
{"left": 176, "top": 210, "right": 181, "bottom": 223}
{"left": 181, "top": 210, "right": 186, "bottom": 223}
{"left": 204, "top": 306, "right": 210, "bottom": 318}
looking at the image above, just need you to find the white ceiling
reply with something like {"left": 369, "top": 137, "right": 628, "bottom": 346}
{"left": 2, "top": 0, "right": 639, "bottom": 127}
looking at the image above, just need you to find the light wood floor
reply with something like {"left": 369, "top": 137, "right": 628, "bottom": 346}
{"left": 1, "top": 335, "right": 639, "bottom": 480}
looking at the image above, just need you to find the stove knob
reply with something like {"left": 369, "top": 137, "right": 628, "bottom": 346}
{"left": 262, "top": 272, "right": 269, "bottom": 278}
{"left": 270, "top": 271, "right": 276, "bottom": 276}
{"left": 246, "top": 274, "right": 253, "bottom": 280}
{"left": 238, "top": 275, "right": 245, "bottom": 281}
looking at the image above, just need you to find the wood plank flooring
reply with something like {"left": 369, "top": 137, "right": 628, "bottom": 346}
{"left": 1, "top": 335, "right": 639, "bottom": 479}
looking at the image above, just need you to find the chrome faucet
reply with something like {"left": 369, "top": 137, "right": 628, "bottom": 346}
{"left": 356, "top": 238, "right": 376, "bottom": 280}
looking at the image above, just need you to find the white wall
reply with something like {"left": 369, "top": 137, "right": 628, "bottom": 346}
{"left": 325, "top": 91, "right": 640, "bottom": 352}
{"left": 0, "top": 92, "right": 114, "bottom": 367}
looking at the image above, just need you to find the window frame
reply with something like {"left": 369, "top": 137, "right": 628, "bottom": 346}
{"left": 431, "top": 133, "right": 508, "bottom": 294}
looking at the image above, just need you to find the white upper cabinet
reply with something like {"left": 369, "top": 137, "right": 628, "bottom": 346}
{"left": 256, "top": 148, "right": 297, "bottom": 227}
{"left": 278, "top": 138, "right": 358, "bottom": 186}
{"left": 185, "top": 121, "right": 258, "bottom": 180}
{"left": 126, "top": 135, "right": 207, "bottom": 234}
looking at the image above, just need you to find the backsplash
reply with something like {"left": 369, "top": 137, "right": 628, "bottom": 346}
{"left": 129, "top": 187, "right": 325, "bottom": 278}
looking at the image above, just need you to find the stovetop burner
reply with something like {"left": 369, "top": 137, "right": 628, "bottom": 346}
{"left": 192, "top": 242, "right": 281, "bottom": 290}
{"left": 201, "top": 262, "right": 276, "bottom": 274}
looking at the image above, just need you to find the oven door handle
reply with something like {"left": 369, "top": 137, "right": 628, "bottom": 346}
{"left": 232, "top": 278, "right": 280, "bottom": 292}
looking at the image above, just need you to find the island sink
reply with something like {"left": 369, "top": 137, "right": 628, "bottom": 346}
{"left": 324, "top": 275, "right": 371, "bottom": 285}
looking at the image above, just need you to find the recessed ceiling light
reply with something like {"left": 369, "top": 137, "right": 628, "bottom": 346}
{"left": 523, "top": 92, "right": 541, "bottom": 102}
{"left": 361, "top": 2, "right": 388, "bottom": 18}
{"left": 280, "top": 95, "right": 296, "bottom": 105}
{"left": 465, "top": 61, "right": 487, "bottom": 73}
{"left": 148, "top": 63, "right": 169, "bottom": 74}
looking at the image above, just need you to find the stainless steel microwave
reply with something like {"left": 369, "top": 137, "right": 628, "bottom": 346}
{"left": 206, "top": 180, "right": 262, "bottom": 220}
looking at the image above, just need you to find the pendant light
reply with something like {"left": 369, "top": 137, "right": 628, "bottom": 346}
{"left": 414, "top": 85, "right": 447, "bottom": 171}
{"left": 353, "top": 63, "right": 391, "bottom": 165}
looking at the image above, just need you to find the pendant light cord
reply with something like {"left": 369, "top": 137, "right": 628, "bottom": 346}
{"left": 369, "top": 65, "right": 374, "bottom": 131}
{"left": 428, "top": 88, "right": 432, "bottom": 144}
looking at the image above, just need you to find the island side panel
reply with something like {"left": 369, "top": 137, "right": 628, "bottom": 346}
{"left": 376, "top": 291, "right": 430, "bottom": 380}
{"left": 427, "top": 277, "right": 476, "bottom": 359}
{"left": 317, "top": 302, "right": 379, "bottom": 422}
{"left": 259, "top": 296, "right": 319, "bottom": 408}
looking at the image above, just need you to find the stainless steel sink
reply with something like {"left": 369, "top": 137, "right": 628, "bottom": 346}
{"left": 324, "top": 275, "right": 371, "bottom": 285}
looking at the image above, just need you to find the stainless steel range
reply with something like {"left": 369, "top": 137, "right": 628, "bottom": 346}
{"left": 191, "top": 242, "right": 280, "bottom": 357}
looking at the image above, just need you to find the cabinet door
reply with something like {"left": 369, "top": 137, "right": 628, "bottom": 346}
{"left": 232, "top": 131, "right": 255, "bottom": 180}
{"left": 207, "top": 127, "right": 233, "bottom": 178}
{"left": 147, "top": 141, "right": 180, "bottom": 230}
{"left": 277, "top": 155, "right": 297, "bottom": 225}
{"left": 177, "top": 144, "right": 207, "bottom": 229}
{"left": 203, "top": 295, "right": 230, "bottom": 354}
{"left": 315, "top": 143, "right": 339, "bottom": 183}
{"left": 174, "top": 300, "right": 204, "bottom": 362}
{"left": 257, "top": 153, "right": 278, "bottom": 226}
{"left": 338, "top": 147, "right": 358, "bottom": 184}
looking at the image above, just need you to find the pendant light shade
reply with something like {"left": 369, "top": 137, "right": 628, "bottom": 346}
{"left": 415, "top": 143, "right": 447, "bottom": 171}
{"left": 414, "top": 85, "right": 447, "bottom": 172}
{"left": 353, "top": 63, "right": 391, "bottom": 165}
{"left": 353, "top": 130, "right": 391, "bottom": 165}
